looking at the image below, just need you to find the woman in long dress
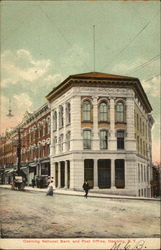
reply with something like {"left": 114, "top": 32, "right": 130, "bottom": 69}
{"left": 46, "top": 180, "right": 54, "bottom": 196}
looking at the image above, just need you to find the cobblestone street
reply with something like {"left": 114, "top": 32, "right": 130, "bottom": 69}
{"left": 0, "top": 188, "right": 160, "bottom": 238}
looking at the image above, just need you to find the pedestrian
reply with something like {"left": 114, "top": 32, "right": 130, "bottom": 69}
{"left": 46, "top": 180, "right": 54, "bottom": 196}
{"left": 82, "top": 180, "right": 90, "bottom": 198}
{"left": 47, "top": 176, "right": 51, "bottom": 186}
{"left": 32, "top": 177, "right": 35, "bottom": 188}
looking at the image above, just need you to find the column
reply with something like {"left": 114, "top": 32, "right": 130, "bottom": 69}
{"left": 69, "top": 160, "right": 74, "bottom": 189}
{"left": 93, "top": 96, "right": 99, "bottom": 150}
{"left": 58, "top": 162, "right": 61, "bottom": 188}
{"left": 111, "top": 159, "right": 115, "bottom": 189}
{"left": 63, "top": 103, "right": 66, "bottom": 152}
{"left": 50, "top": 161, "right": 56, "bottom": 188}
{"left": 50, "top": 110, "right": 54, "bottom": 156}
{"left": 109, "top": 98, "right": 116, "bottom": 150}
{"left": 56, "top": 107, "right": 59, "bottom": 154}
{"left": 126, "top": 98, "right": 135, "bottom": 151}
{"left": 93, "top": 159, "right": 98, "bottom": 189}
{"left": 64, "top": 160, "right": 68, "bottom": 188}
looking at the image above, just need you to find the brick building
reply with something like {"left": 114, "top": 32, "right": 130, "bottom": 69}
{"left": 0, "top": 103, "right": 50, "bottom": 185}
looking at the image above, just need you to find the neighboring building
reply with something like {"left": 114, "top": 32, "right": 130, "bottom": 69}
{"left": 0, "top": 103, "right": 51, "bottom": 186}
{"left": 46, "top": 72, "right": 154, "bottom": 197}
{"left": 151, "top": 165, "right": 160, "bottom": 197}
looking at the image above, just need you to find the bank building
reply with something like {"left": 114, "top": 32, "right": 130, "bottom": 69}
{"left": 46, "top": 72, "right": 154, "bottom": 197}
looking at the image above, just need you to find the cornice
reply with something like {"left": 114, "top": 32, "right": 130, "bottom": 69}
{"left": 46, "top": 76, "right": 152, "bottom": 113}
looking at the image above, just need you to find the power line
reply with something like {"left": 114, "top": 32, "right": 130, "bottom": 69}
{"left": 101, "top": 21, "right": 151, "bottom": 72}
{"left": 129, "top": 55, "right": 160, "bottom": 74}
{"left": 143, "top": 74, "right": 160, "bottom": 82}
{"left": 101, "top": 9, "right": 159, "bottom": 73}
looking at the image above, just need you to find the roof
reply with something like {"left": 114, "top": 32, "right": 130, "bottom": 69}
{"left": 46, "top": 71, "right": 152, "bottom": 112}
{"left": 69, "top": 72, "right": 137, "bottom": 80}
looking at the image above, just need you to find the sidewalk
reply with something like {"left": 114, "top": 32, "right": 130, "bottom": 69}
{"left": 0, "top": 184, "right": 159, "bottom": 201}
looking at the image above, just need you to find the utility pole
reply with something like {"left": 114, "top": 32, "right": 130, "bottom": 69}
{"left": 93, "top": 25, "right": 96, "bottom": 72}
{"left": 17, "top": 127, "right": 21, "bottom": 176}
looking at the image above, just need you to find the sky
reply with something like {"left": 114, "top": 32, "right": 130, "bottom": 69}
{"left": 0, "top": 1, "right": 160, "bottom": 164}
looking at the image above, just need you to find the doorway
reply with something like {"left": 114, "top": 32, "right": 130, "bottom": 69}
{"left": 98, "top": 159, "right": 111, "bottom": 188}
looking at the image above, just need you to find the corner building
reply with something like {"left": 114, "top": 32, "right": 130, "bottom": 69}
{"left": 46, "top": 72, "right": 154, "bottom": 197}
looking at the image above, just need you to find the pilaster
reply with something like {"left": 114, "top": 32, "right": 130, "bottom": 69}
{"left": 109, "top": 98, "right": 116, "bottom": 150}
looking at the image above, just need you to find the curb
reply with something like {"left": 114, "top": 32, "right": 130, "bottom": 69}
{"left": 0, "top": 186, "right": 159, "bottom": 202}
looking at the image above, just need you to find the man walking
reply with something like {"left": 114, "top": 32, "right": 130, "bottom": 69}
{"left": 82, "top": 180, "right": 90, "bottom": 198}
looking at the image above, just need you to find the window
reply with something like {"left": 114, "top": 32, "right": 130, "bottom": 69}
{"left": 47, "top": 117, "right": 50, "bottom": 134}
{"left": 59, "top": 106, "right": 64, "bottom": 128}
{"left": 66, "top": 131, "right": 71, "bottom": 151}
{"left": 138, "top": 164, "right": 140, "bottom": 183}
{"left": 116, "top": 102, "right": 125, "bottom": 122}
{"left": 144, "top": 166, "right": 146, "bottom": 182}
{"left": 137, "top": 136, "right": 139, "bottom": 152}
{"left": 99, "top": 102, "right": 108, "bottom": 122}
{"left": 137, "top": 114, "right": 139, "bottom": 130}
{"left": 59, "top": 134, "right": 63, "bottom": 152}
{"left": 140, "top": 138, "right": 142, "bottom": 154}
{"left": 140, "top": 118, "right": 142, "bottom": 132}
{"left": 115, "top": 159, "right": 125, "bottom": 188}
{"left": 143, "top": 122, "right": 144, "bottom": 136}
{"left": 100, "top": 130, "right": 108, "bottom": 149}
{"left": 53, "top": 111, "right": 57, "bottom": 131}
{"left": 53, "top": 136, "right": 57, "bottom": 154}
{"left": 83, "top": 130, "right": 91, "bottom": 149}
{"left": 117, "top": 130, "right": 125, "bottom": 149}
{"left": 84, "top": 159, "right": 94, "bottom": 188}
{"left": 43, "top": 122, "right": 46, "bottom": 136}
{"left": 66, "top": 102, "right": 71, "bottom": 125}
{"left": 141, "top": 164, "right": 143, "bottom": 182}
{"left": 82, "top": 100, "right": 91, "bottom": 121}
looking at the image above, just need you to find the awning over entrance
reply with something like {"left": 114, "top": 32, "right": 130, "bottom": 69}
{"left": 29, "top": 163, "right": 37, "bottom": 167}
{"left": 4, "top": 168, "right": 16, "bottom": 175}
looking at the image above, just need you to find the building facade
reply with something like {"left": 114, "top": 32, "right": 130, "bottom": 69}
{"left": 0, "top": 103, "right": 51, "bottom": 186}
{"left": 46, "top": 72, "right": 154, "bottom": 197}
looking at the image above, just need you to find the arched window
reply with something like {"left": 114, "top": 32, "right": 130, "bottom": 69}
{"left": 116, "top": 102, "right": 125, "bottom": 122}
{"left": 47, "top": 117, "right": 50, "bottom": 134}
{"left": 82, "top": 100, "right": 91, "bottom": 121}
{"left": 53, "top": 111, "right": 57, "bottom": 131}
{"left": 59, "top": 106, "right": 64, "bottom": 128}
{"left": 66, "top": 131, "right": 71, "bottom": 151}
{"left": 99, "top": 102, "right": 108, "bottom": 122}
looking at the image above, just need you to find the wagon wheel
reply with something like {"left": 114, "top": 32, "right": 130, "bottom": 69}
{"left": 18, "top": 182, "right": 25, "bottom": 191}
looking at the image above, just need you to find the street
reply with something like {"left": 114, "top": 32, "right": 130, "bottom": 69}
{"left": 0, "top": 188, "right": 160, "bottom": 238}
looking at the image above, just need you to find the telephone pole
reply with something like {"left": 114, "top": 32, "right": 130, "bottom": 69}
{"left": 17, "top": 127, "right": 21, "bottom": 176}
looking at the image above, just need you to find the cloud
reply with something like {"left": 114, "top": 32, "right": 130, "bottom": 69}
{"left": 1, "top": 49, "right": 52, "bottom": 87}
{"left": 142, "top": 75, "right": 160, "bottom": 98}
{"left": 44, "top": 74, "right": 64, "bottom": 86}
{"left": 112, "top": 58, "right": 145, "bottom": 74}
{"left": 0, "top": 94, "right": 33, "bottom": 134}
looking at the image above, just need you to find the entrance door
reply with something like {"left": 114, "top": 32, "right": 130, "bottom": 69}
{"left": 98, "top": 159, "right": 111, "bottom": 188}
{"left": 67, "top": 161, "right": 70, "bottom": 189}
{"left": 55, "top": 163, "right": 58, "bottom": 188}
{"left": 84, "top": 159, "right": 94, "bottom": 188}
{"left": 60, "top": 162, "right": 65, "bottom": 188}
